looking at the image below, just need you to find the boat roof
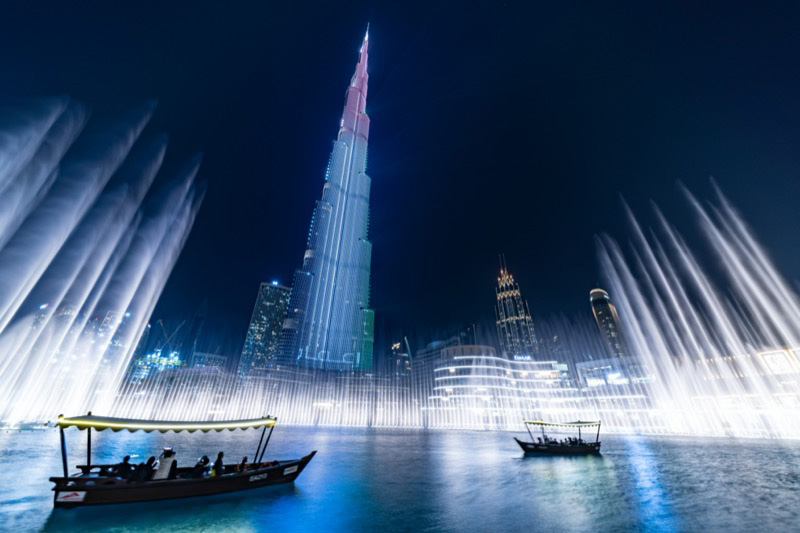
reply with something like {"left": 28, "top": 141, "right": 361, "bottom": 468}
{"left": 56, "top": 415, "right": 277, "bottom": 433}
{"left": 523, "top": 420, "right": 601, "bottom": 427}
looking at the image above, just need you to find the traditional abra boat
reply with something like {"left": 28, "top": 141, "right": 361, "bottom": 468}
{"left": 514, "top": 420, "right": 601, "bottom": 455}
{"left": 49, "top": 414, "right": 316, "bottom": 508}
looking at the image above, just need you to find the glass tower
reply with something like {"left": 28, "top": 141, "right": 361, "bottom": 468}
{"left": 495, "top": 258, "right": 538, "bottom": 359}
{"left": 238, "top": 282, "right": 290, "bottom": 378}
{"left": 589, "top": 288, "right": 627, "bottom": 358}
{"left": 279, "top": 30, "right": 375, "bottom": 372}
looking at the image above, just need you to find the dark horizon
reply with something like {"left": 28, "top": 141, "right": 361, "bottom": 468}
{"left": 2, "top": 2, "right": 800, "bottom": 355}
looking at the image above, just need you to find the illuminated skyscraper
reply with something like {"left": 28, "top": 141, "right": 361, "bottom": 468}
{"left": 390, "top": 338, "right": 412, "bottom": 377}
{"left": 278, "top": 29, "right": 375, "bottom": 372}
{"left": 238, "top": 281, "right": 290, "bottom": 378}
{"left": 495, "top": 258, "right": 538, "bottom": 359}
{"left": 589, "top": 288, "right": 627, "bottom": 358}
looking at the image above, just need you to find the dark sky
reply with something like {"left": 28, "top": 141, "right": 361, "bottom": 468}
{"left": 2, "top": 1, "right": 800, "bottom": 349}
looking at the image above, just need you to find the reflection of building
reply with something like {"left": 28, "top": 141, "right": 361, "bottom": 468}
{"left": 238, "top": 282, "right": 290, "bottom": 378}
{"left": 590, "top": 288, "right": 627, "bottom": 358}
{"left": 128, "top": 349, "right": 183, "bottom": 382}
{"left": 278, "top": 30, "right": 375, "bottom": 373}
{"left": 190, "top": 352, "right": 227, "bottom": 369}
{"left": 575, "top": 356, "right": 653, "bottom": 388}
{"left": 426, "top": 345, "right": 581, "bottom": 430}
{"left": 495, "top": 259, "right": 538, "bottom": 358}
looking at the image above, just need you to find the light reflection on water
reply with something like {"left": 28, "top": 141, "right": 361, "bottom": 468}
{"left": 0, "top": 427, "right": 798, "bottom": 532}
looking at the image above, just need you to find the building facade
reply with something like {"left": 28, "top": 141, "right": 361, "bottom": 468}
{"left": 589, "top": 288, "right": 627, "bottom": 358}
{"left": 238, "top": 282, "right": 290, "bottom": 378}
{"left": 425, "top": 345, "right": 582, "bottom": 430}
{"left": 278, "top": 30, "right": 375, "bottom": 373}
{"left": 495, "top": 260, "right": 538, "bottom": 358}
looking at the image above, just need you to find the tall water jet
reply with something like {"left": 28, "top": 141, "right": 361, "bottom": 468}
{"left": 0, "top": 99, "right": 203, "bottom": 425}
{"left": 599, "top": 186, "right": 800, "bottom": 438}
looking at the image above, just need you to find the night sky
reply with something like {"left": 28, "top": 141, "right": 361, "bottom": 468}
{"left": 2, "top": 2, "right": 800, "bottom": 350}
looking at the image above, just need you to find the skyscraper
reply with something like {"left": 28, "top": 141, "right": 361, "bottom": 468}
{"left": 238, "top": 281, "right": 290, "bottom": 378}
{"left": 495, "top": 258, "right": 538, "bottom": 359}
{"left": 589, "top": 288, "right": 627, "bottom": 358}
{"left": 278, "top": 29, "right": 375, "bottom": 372}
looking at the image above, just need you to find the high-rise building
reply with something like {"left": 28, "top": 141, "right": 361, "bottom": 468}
{"left": 278, "top": 29, "right": 375, "bottom": 373}
{"left": 495, "top": 259, "right": 538, "bottom": 359}
{"left": 390, "top": 338, "right": 412, "bottom": 377}
{"left": 238, "top": 281, "right": 290, "bottom": 378}
{"left": 590, "top": 288, "right": 627, "bottom": 358}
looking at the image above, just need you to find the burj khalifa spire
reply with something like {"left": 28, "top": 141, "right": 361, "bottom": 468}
{"left": 278, "top": 29, "right": 375, "bottom": 372}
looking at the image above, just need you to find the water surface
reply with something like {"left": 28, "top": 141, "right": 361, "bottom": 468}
{"left": 0, "top": 427, "right": 798, "bottom": 532}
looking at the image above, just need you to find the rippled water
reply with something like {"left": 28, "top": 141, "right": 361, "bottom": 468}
{"left": 0, "top": 427, "right": 798, "bottom": 532}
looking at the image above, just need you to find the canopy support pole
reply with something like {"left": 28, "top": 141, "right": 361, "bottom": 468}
{"left": 258, "top": 425, "right": 275, "bottom": 464}
{"left": 59, "top": 425, "right": 68, "bottom": 477}
{"left": 86, "top": 411, "right": 92, "bottom": 470}
{"left": 254, "top": 425, "right": 267, "bottom": 466}
{"left": 596, "top": 422, "right": 601, "bottom": 444}
{"left": 578, "top": 427, "right": 581, "bottom": 442}
{"left": 525, "top": 423, "right": 534, "bottom": 442}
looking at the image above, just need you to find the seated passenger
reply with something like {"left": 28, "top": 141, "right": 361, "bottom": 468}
{"left": 186, "top": 456, "right": 210, "bottom": 479}
{"left": 211, "top": 451, "right": 224, "bottom": 477}
{"left": 238, "top": 457, "right": 248, "bottom": 472}
{"left": 143, "top": 456, "right": 156, "bottom": 481}
{"left": 153, "top": 447, "right": 178, "bottom": 480}
{"left": 128, "top": 458, "right": 155, "bottom": 484}
{"left": 114, "top": 455, "right": 133, "bottom": 479}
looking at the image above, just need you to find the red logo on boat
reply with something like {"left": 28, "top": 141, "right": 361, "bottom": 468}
{"left": 56, "top": 491, "right": 86, "bottom": 502}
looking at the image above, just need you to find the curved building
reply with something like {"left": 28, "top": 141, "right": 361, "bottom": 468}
{"left": 426, "top": 345, "right": 586, "bottom": 430}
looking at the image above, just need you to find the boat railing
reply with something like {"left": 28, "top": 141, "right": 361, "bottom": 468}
{"left": 49, "top": 476, "right": 128, "bottom": 488}
{"left": 75, "top": 464, "right": 117, "bottom": 476}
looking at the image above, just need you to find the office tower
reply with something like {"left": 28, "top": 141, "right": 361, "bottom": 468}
{"left": 495, "top": 258, "right": 538, "bottom": 359}
{"left": 390, "top": 338, "right": 412, "bottom": 377}
{"left": 590, "top": 288, "right": 627, "bottom": 358}
{"left": 279, "top": 29, "right": 375, "bottom": 372}
{"left": 238, "top": 281, "right": 290, "bottom": 378}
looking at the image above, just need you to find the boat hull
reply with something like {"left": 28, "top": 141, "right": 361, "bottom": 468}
{"left": 515, "top": 438, "right": 600, "bottom": 455}
{"left": 50, "top": 451, "right": 316, "bottom": 508}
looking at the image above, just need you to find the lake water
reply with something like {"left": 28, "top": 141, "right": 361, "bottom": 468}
{"left": 0, "top": 427, "right": 798, "bottom": 532}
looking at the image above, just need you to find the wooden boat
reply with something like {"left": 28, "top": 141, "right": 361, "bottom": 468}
{"left": 515, "top": 420, "right": 601, "bottom": 455}
{"left": 50, "top": 414, "right": 315, "bottom": 508}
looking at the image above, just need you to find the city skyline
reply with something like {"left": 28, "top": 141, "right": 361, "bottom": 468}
{"left": 2, "top": 5, "right": 800, "bottom": 530}
{"left": 2, "top": 4, "right": 798, "bottom": 342}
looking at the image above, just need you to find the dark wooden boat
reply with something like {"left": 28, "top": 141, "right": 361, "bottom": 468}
{"left": 515, "top": 420, "right": 601, "bottom": 456}
{"left": 50, "top": 414, "right": 316, "bottom": 508}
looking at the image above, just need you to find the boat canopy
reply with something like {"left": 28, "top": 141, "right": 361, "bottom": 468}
{"left": 56, "top": 415, "right": 277, "bottom": 433}
{"left": 523, "top": 420, "right": 600, "bottom": 427}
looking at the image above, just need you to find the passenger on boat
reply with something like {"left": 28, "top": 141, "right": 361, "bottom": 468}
{"left": 114, "top": 455, "right": 133, "bottom": 479}
{"left": 144, "top": 456, "right": 156, "bottom": 480}
{"left": 185, "top": 456, "right": 210, "bottom": 478}
{"left": 237, "top": 457, "right": 248, "bottom": 472}
{"left": 128, "top": 456, "right": 156, "bottom": 483}
{"left": 211, "top": 451, "right": 224, "bottom": 477}
{"left": 153, "top": 447, "right": 178, "bottom": 480}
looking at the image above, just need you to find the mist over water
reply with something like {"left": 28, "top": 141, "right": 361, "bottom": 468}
{"left": 0, "top": 99, "right": 204, "bottom": 425}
